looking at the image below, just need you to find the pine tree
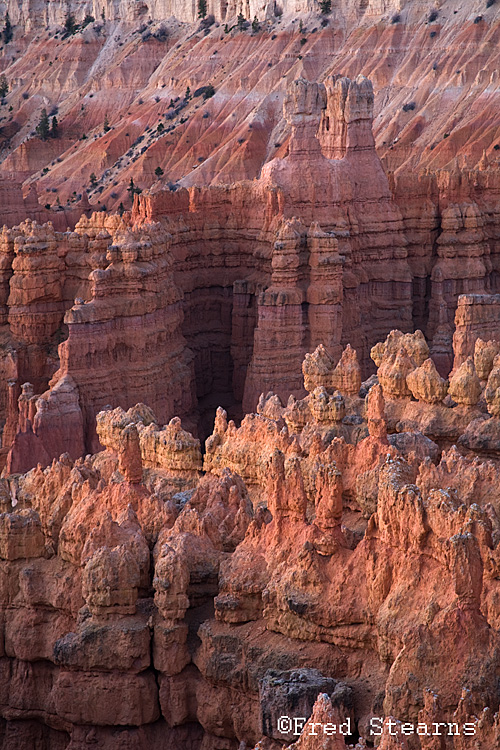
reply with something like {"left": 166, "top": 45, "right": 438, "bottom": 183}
{"left": 252, "top": 15, "right": 259, "bottom": 31}
{"left": 103, "top": 113, "right": 110, "bottom": 132}
{"left": 50, "top": 115, "right": 58, "bottom": 138}
{"left": 2, "top": 11, "right": 12, "bottom": 44}
{"left": 237, "top": 12, "right": 245, "bottom": 30}
{"left": 118, "top": 202, "right": 125, "bottom": 216}
{"left": 101, "top": 7, "right": 105, "bottom": 20}
{"left": 319, "top": 0, "right": 331, "bottom": 13}
{"left": 64, "top": 12, "right": 78, "bottom": 35}
{"left": 157, "top": 122, "right": 164, "bottom": 133}
{"left": 224, "top": 23, "right": 229, "bottom": 33}
{"left": 299, "top": 19, "right": 304, "bottom": 33}
{"left": 185, "top": 86, "right": 191, "bottom": 99}
{"left": 155, "top": 166, "right": 164, "bottom": 177}
{"left": 127, "top": 177, "right": 136, "bottom": 199}
{"left": 36, "top": 108, "right": 50, "bottom": 140}
{"left": 197, "top": 0, "right": 207, "bottom": 19}
{"left": 0, "top": 74, "right": 8, "bottom": 98}
{"left": 90, "top": 172, "right": 97, "bottom": 186}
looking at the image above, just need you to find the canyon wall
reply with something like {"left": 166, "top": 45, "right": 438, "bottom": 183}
{"left": 0, "top": 72, "right": 498, "bottom": 472}
{"left": 0, "top": 0, "right": 457, "bottom": 28}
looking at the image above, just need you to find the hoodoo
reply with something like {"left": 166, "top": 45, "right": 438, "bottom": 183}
{"left": 0, "top": 0, "right": 499, "bottom": 748}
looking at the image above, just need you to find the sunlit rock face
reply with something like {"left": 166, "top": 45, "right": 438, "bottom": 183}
{"left": 1, "top": 323, "right": 500, "bottom": 747}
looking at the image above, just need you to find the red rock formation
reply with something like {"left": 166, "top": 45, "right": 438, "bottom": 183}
{"left": 1, "top": 313, "right": 500, "bottom": 748}
{"left": 0, "top": 6, "right": 500, "bottom": 745}
{"left": 427, "top": 206, "right": 491, "bottom": 345}
{"left": 49, "top": 221, "right": 196, "bottom": 453}
{"left": 452, "top": 294, "right": 500, "bottom": 372}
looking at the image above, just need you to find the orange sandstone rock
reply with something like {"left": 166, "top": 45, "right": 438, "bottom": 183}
{"left": 448, "top": 357, "right": 482, "bottom": 406}
{"left": 406, "top": 358, "right": 448, "bottom": 404}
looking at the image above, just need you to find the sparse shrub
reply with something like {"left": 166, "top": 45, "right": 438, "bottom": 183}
{"left": 194, "top": 84, "right": 215, "bottom": 100}
{"left": 82, "top": 14, "right": 95, "bottom": 28}
{"left": 154, "top": 95, "right": 160, "bottom": 102}
{"left": 391, "top": 13, "right": 401, "bottom": 23}
{"left": 428, "top": 10, "right": 438, "bottom": 22}
{"left": 203, "top": 84, "right": 215, "bottom": 100}
{"left": 274, "top": 5, "right": 283, "bottom": 17}
{"left": 300, "top": 37, "right": 307, "bottom": 45}
{"left": 474, "top": 16, "right": 483, "bottom": 23}
{"left": 430, "top": 30, "right": 437, "bottom": 37}
{"left": 486, "top": 0, "right": 496, "bottom": 7}
{"left": 443, "top": 133, "right": 450, "bottom": 138}
{"left": 45, "top": 203, "right": 51, "bottom": 209}
{"left": 155, "top": 166, "right": 164, "bottom": 176}
{"left": 154, "top": 25, "right": 168, "bottom": 41}
{"left": 493, "top": 144, "right": 500, "bottom": 150}
{"left": 22, "top": 92, "right": 29, "bottom": 100}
